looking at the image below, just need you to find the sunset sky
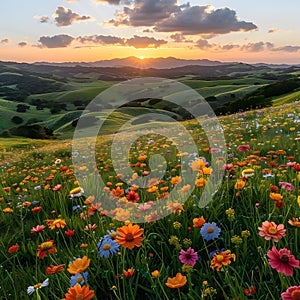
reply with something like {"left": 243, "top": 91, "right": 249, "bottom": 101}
{"left": 1, "top": 0, "right": 300, "bottom": 64}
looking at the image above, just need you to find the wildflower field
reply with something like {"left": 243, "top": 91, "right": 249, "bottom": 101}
{"left": 1, "top": 102, "right": 300, "bottom": 300}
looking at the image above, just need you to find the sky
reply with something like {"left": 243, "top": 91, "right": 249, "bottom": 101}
{"left": 1, "top": 0, "right": 300, "bottom": 64}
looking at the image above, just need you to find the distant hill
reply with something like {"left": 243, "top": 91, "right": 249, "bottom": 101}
{"left": 34, "top": 56, "right": 227, "bottom": 69}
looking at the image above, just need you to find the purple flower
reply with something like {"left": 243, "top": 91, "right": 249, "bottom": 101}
{"left": 179, "top": 247, "right": 198, "bottom": 266}
{"left": 237, "top": 145, "right": 250, "bottom": 152}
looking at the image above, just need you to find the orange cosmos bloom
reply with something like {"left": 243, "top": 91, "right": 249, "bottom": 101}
{"left": 62, "top": 284, "right": 94, "bottom": 300}
{"left": 32, "top": 206, "right": 42, "bottom": 213}
{"left": 170, "top": 176, "right": 182, "bottom": 185}
{"left": 115, "top": 223, "right": 144, "bottom": 250}
{"left": 45, "top": 218, "right": 66, "bottom": 229}
{"left": 67, "top": 256, "right": 90, "bottom": 275}
{"left": 37, "top": 240, "right": 57, "bottom": 259}
{"left": 3, "top": 208, "right": 13, "bottom": 213}
{"left": 190, "top": 159, "right": 206, "bottom": 171}
{"left": 193, "top": 216, "right": 206, "bottom": 228}
{"left": 165, "top": 273, "right": 187, "bottom": 288}
{"left": 46, "top": 264, "right": 65, "bottom": 275}
{"left": 210, "top": 250, "right": 236, "bottom": 271}
{"left": 195, "top": 177, "right": 207, "bottom": 188}
{"left": 270, "top": 193, "right": 283, "bottom": 201}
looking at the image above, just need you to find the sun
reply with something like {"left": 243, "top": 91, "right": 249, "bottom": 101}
{"left": 138, "top": 56, "right": 145, "bottom": 60}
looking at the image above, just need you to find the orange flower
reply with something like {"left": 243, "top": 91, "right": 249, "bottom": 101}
{"left": 8, "top": 244, "right": 20, "bottom": 253}
{"left": 46, "top": 264, "right": 65, "bottom": 275}
{"left": 234, "top": 179, "right": 245, "bottom": 189}
{"left": 210, "top": 250, "right": 236, "bottom": 271}
{"left": 32, "top": 206, "right": 42, "bottom": 213}
{"left": 288, "top": 218, "right": 300, "bottom": 228}
{"left": 270, "top": 193, "right": 283, "bottom": 201}
{"left": 3, "top": 207, "right": 13, "bottom": 213}
{"left": 37, "top": 240, "right": 57, "bottom": 259}
{"left": 190, "top": 159, "right": 206, "bottom": 171}
{"left": 67, "top": 256, "right": 90, "bottom": 275}
{"left": 62, "top": 284, "right": 94, "bottom": 300}
{"left": 123, "top": 268, "right": 135, "bottom": 278}
{"left": 165, "top": 273, "right": 187, "bottom": 288}
{"left": 115, "top": 223, "right": 144, "bottom": 250}
{"left": 195, "top": 177, "right": 207, "bottom": 188}
{"left": 45, "top": 218, "right": 66, "bottom": 229}
{"left": 193, "top": 216, "right": 206, "bottom": 228}
{"left": 171, "top": 176, "right": 182, "bottom": 185}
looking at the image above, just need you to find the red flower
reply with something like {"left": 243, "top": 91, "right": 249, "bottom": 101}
{"left": 65, "top": 229, "right": 75, "bottom": 236}
{"left": 8, "top": 245, "right": 20, "bottom": 253}
{"left": 32, "top": 206, "right": 42, "bottom": 213}
{"left": 46, "top": 264, "right": 65, "bottom": 274}
{"left": 123, "top": 268, "right": 135, "bottom": 278}
{"left": 37, "top": 240, "right": 57, "bottom": 259}
{"left": 126, "top": 191, "right": 140, "bottom": 203}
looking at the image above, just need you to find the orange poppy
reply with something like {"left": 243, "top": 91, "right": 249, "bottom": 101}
{"left": 115, "top": 223, "right": 144, "bottom": 250}
{"left": 45, "top": 218, "right": 66, "bottom": 229}
{"left": 62, "top": 284, "right": 94, "bottom": 300}
{"left": 8, "top": 245, "right": 20, "bottom": 253}
{"left": 193, "top": 216, "right": 206, "bottom": 228}
{"left": 37, "top": 240, "right": 57, "bottom": 259}
{"left": 67, "top": 256, "right": 90, "bottom": 275}
{"left": 165, "top": 273, "right": 187, "bottom": 288}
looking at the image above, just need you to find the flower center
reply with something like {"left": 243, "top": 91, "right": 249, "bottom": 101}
{"left": 185, "top": 253, "right": 192, "bottom": 259}
{"left": 76, "top": 276, "right": 83, "bottom": 283}
{"left": 268, "top": 227, "right": 277, "bottom": 234}
{"left": 41, "top": 242, "right": 53, "bottom": 250}
{"left": 103, "top": 244, "right": 111, "bottom": 250}
{"left": 34, "top": 283, "right": 42, "bottom": 289}
{"left": 76, "top": 295, "right": 83, "bottom": 300}
{"left": 207, "top": 227, "right": 214, "bottom": 233}
{"left": 280, "top": 253, "right": 290, "bottom": 264}
{"left": 216, "top": 255, "right": 224, "bottom": 262}
{"left": 125, "top": 233, "right": 134, "bottom": 242}
{"left": 291, "top": 290, "right": 300, "bottom": 300}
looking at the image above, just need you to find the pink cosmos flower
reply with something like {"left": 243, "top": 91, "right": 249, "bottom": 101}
{"left": 279, "top": 182, "right": 295, "bottom": 191}
{"left": 267, "top": 246, "right": 299, "bottom": 276}
{"left": 31, "top": 225, "right": 46, "bottom": 233}
{"left": 179, "top": 247, "right": 198, "bottom": 266}
{"left": 281, "top": 286, "right": 300, "bottom": 300}
{"left": 237, "top": 145, "right": 250, "bottom": 152}
{"left": 258, "top": 221, "right": 286, "bottom": 242}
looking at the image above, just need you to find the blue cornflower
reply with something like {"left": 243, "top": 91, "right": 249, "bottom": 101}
{"left": 200, "top": 222, "right": 221, "bottom": 241}
{"left": 97, "top": 237, "right": 120, "bottom": 258}
{"left": 209, "top": 248, "right": 226, "bottom": 259}
{"left": 70, "top": 272, "right": 88, "bottom": 287}
{"left": 32, "top": 201, "right": 39, "bottom": 205}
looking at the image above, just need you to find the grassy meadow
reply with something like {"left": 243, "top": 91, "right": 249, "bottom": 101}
{"left": 0, "top": 99, "right": 300, "bottom": 299}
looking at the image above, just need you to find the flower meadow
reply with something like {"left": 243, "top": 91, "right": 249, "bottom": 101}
{"left": 1, "top": 102, "right": 300, "bottom": 300}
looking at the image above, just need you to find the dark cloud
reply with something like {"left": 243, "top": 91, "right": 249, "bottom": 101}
{"left": 272, "top": 45, "right": 300, "bottom": 52}
{"left": 241, "top": 42, "right": 265, "bottom": 52}
{"left": 34, "top": 15, "right": 49, "bottom": 23}
{"left": 221, "top": 44, "right": 239, "bottom": 50}
{"left": 155, "top": 6, "right": 257, "bottom": 34}
{"left": 0, "top": 38, "right": 10, "bottom": 44}
{"left": 268, "top": 28, "right": 279, "bottom": 33}
{"left": 77, "top": 35, "right": 125, "bottom": 45}
{"left": 195, "top": 39, "right": 213, "bottom": 49}
{"left": 18, "top": 41, "right": 28, "bottom": 47}
{"left": 38, "top": 34, "right": 75, "bottom": 48}
{"left": 125, "top": 35, "right": 167, "bottom": 48}
{"left": 54, "top": 6, "right": 93, "bottom": 27}
{"left": 95, "top": 0, "right": 122, "bottom": 4}
{"left": 170, "top": 33, "right": 193, "bottom": 43}
{"left": 108, "top": 0, "right": 179, "bottom": 27}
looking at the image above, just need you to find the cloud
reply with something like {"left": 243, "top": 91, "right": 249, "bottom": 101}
{"left": 272, "top": 45, "right": 300, "bottom": 52}
{"left": 155, "top": 6, "right": 257, "bottom": 34}
{"left": 195, "top": 39, "right": 213, "bottom": 49}
{"left": 0, "top": 38, "right": 10, "bottom": 45}
{"left": 38, "top": 34, "right": 75, "bottom": 48}
{"left": 18, "top": 42, "right": 28, "bottom": 47}
{"left": 95, "top": 0, "right": 122, "bottom": 4}
{"left": 107, "top": 0, "right": 180, "bottom": 27}
{"left": 34, "top": 15, "right": 49, "bottom": 23}
{"left": 54, "top": 6, "right": 93, "bottom": 27}
{"left": 77, "top": 35, "right": 125, "bottom": 45}
{"left": 64, "top": 0, "right": 79, "bottom": 2}
{"left": 241, "top": 41, "right": 265, "bottom": 52}
{"left": 125, "top": 35, "right": 167, "bottom": 48}
{"left": 268, "top": 28, "right": 279, "bottom": 34}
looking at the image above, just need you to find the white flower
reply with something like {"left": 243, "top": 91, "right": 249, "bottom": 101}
{"left": 27, "top": 278, "right": 49, "bottom": 295}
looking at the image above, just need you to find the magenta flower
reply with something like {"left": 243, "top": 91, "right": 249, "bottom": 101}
{"left": 267, "top": 246, "right": 299, "bottom": 276}
{"left": 179, "top": 247, "right": 198, "bottom": 266}
{"left": 237, "top": 145, "right": 250, "bottom": 152}
{"left": 281, "top": 286, "right": 300, "bottom": 300}
{"left": 279, "top": 182, "right": 295, "bottom": 191}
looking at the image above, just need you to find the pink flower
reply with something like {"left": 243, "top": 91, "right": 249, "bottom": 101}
{"left": 279, "top": 182, "right": 295, "bottom": 191}
{"left": 237, "top": 145, "right": 250, "bottom": 152}
{"left": 179, "top": 247, "right": 198, "bottom": 266}
{"left": 267, "top": 246, "right": 299, "bottom": 276}
{"left": 258, "top": 221, "right": 286, "bottom": 242}
{"left": 281, "top": 286, "right": 300, "bottom": 300}
{"left": 31, "top": 225, "right": 46, "bottom": 233}
{"left": 223, "top": 164, "right": 233, "bottom": 170}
